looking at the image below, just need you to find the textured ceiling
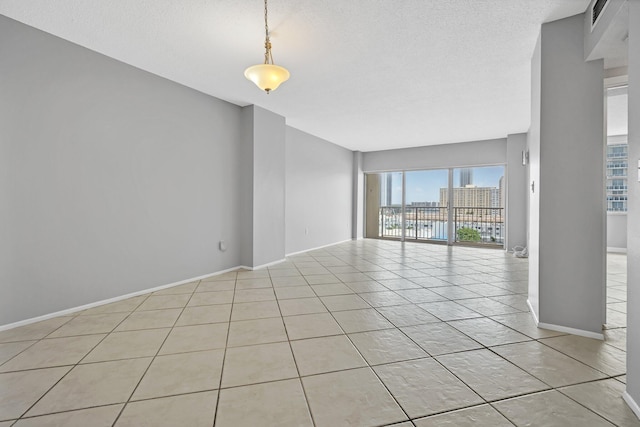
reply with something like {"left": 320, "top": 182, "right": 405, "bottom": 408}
{"left": 0, "top": 0, "right": 591, "bottom": 151}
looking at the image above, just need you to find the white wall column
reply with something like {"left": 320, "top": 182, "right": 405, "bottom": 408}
{"left": 506, "top": 133, "right": 527, "bottom": 252}
{"left": 239, "top": 105, "right": 286, "bottom": 268}
{"left": 528, "top": 14, "right": 606, "bottom": 338}
{"left": 624, "top": 0, "right": 640, "bottom": 417}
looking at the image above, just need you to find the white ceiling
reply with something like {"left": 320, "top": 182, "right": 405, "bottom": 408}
{"left": 0, "top": 0, "right": 592, "bottom": 152}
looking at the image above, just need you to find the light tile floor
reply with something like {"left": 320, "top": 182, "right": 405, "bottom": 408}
{"left": 0, "top": 240, "right": 637, "bottom": 426}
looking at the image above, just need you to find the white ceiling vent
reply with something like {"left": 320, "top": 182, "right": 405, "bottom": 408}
{"left": 592, "top": 0, "right": 610, "bottom": 29}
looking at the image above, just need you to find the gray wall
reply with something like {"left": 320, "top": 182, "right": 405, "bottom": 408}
{"left": 607, "top": 213, "right": 627, "bottom": 251}
{"left": 505, "top": 133, "right": 528, "bottom": 251}
{"left": 285, "top": 127, "right": 353, "bottom": 254}
{"left": 252, "top": 107, "right": 286, "bottom": 266}
{"left": 363, "top": 138, "right": 507, "bottom": 173}
{"left": 527, "top": 34, "right": 542, "bottom": 318}
{"left": 0, "top": 16, "right": 245, "bottom": 325}
{"left": 626, "top": 0, "right": 640, "bottom": 411}
{"left": 530, "top": 14, "right": 606, "bottom": 335}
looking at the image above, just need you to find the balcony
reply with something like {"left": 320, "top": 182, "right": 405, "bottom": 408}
{"left": 379, "top": 206, "right": 504, "bottom": 246}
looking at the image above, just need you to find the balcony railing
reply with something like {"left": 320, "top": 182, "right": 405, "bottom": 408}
{"left": 378, "top": 206, "right": 504, "bottom": 246}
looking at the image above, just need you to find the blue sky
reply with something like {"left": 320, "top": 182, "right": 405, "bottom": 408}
{"left": 386, "top": 166, "right": 505, "bottom": 204}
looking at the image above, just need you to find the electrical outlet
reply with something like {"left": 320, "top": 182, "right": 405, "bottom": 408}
{"left": 219, "top": 240, "right": 227, "bottom": 252}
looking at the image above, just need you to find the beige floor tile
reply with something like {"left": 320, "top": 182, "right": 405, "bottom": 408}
{"left": 490, "top": 312, "right": 565, "bottom": 339}
{"left": 279, "top": 297, "right": 327, "bottom": 316}
{"left": 311, "top": 283, "right": 355, "bottom": 296}
{"left": 375, "top": 358, "right": 482, "bottom": 418}
{"left": 316, "top": 295, "right": 370, "bottom": 313}
{"left": 437, "top": 349, "right": 549, "bottom": 401}
{"left": 493, "top": 390, "right": 615, "bottom": 427}
{"left": 187, "top": 291, "right": 233, "bottom": 306}
{"left": 136, "top": 294, "right": 190, "bottom": 311}
{"left": 413, "top": 404, "right": 512, "bottom": 427}
{"left": 159, "top": 323, "right": 228, "bottom": 355}
{"left": 47, "top": 313, "right": 129, "bottom": 338}
{"left": 233, "top": 288, "right": 276, "bottom": 303}
{"left": 274, "top": 286, "right": 316, "bottom": 300}
{"left": 402, "top": 322, "right": 482, "bottom": 356}
{"left": 175, "top": 304, "right": 231, "bottom": 326}
{"left": 358, "top": 291, "right": 409, "bottom": 307}
{"left": 606, "top": 309, "right": 627, "bottom": 328}
{"left": 0, "top": 366, "right": 71, "bottom": 420}
{"left": 348, "top": 329, "right": 428, "bottom": 365}
{"left": 604, "top": 327, "right": 627, "bottom": 351}
{"left": 0, "top": 341, "right": 36, "bottom": 365}
{"left": 0, "top": 317, "right": 73, "bottom": 343}
{"left": 489, "top": 295, "right": 532, "bottom": 312}
{"left": 132, "top": 349, "right": 224, "bottom": 399}
{"left": 448, "top": 317, "right": 530, "bottom": 346}
{"left": 230, "top": 300, "right": 280, "bottom": 321}
{"left": 117, "top": 391, "right": 217, "bottom": 427}
{"left": 152, "top": 281, "right": 198, "bottom": 295}
{"left": 27, "top": 358, "right": 151, "bottom": 416}
{"left": 456, "top": 297, "right": 522, "bottom": 316}
{"left": 221, "top": 342, "right": 297, "bottom": 388}
{"left": 461, "top": 283, "right": 515, "bottom": 296}
{"left": 227, "top": 317, "right": 287, "bottom": 347}
{"left": 237, "top": 269, "right": 270, "bottom": 279}
{"left": 14, "top": 404, "right": 123, "bottom": 427}
{"left": 114, "top": 308, "right": 181, "bottom": 331}
{"left": 304, "top": 274, "right": 338, "bottom": 285}
{"left": 302, "top": 367, "right": 407, "bottom": 427}
{"left": 377, "top": 278, "right": 423, "bottom": 290}
{"left": 540, "top": 334, "right": 626, "bottom": 376}
{"left": 270, "top": 276, "right": 308, "bottom": 287}
{"left": 83, "top": 328, "right": 170, "bottom": 363}
{"left": 291, "top": 335, "right": 366, "bottom": 376}
{"left": 492, "top": 341, "right": 607, "bottom": 387}
{"left": 344, "top": 281, "right": 389, "bottom": 293}
{"left": 394, "top": 288, "right": 447, "bottom": 303}
{"left": 560, "top": 378, "right": 640, "bottom": 426}
{"left": 429, "top": 286, "right": 481, "bottom": 300}
{"left": 196, "top": 280, "right": 235, "bottom": 292}
{"left": 0, "top": 334, "right": 104, "bottom": 372}
{"left": 78, "top": 296, "right": 147, "bottom": 315}
{"left": 418, "top": 301, "right": 483, "bottom": 321}
{"left": 216, "top": 379, "right": 312, "bottom": 427}
{"left": 332, "top": 308, "right": 395, "bottom": 333}
{"left": 235, "top": 278, "right": 273, "bottom": 289}
{"left": 335, "top": 272, "right": 372, "bottom": 282}
{"left": 283, "top": 312, "right": 343, "bottom": 340}
{"left": 376, "top": 304, "right": 440, "bottom": 327}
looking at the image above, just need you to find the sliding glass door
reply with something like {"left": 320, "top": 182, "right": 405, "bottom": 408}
{"left": 365, "top": 166, "right": 505, "bottom": 247}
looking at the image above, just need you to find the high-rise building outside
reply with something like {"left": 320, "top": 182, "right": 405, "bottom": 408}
{"left": 440, "top": 186, "right": 495, "bottom": 208}
{"left": 606, "top": 142, "right": 628, "bottom": 211}
{"left": 459, "top": 168, "right": 473, "bottom": 187}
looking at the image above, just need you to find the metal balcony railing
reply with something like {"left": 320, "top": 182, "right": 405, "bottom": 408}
{"left": 378, "top": 206, "right": 504, "bottom": 246}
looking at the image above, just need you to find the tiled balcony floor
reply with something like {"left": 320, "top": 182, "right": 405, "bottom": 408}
{"left": 0, "top": 240, "right": 636, "bottom": 426}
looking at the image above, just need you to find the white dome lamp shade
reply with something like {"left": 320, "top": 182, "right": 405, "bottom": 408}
{"left": 244, "top": 0, "right": 290, "bottom": 94}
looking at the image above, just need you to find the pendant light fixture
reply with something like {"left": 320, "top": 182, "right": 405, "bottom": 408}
{"left": 244, "top": 0, "right": 290, "bottom": 94}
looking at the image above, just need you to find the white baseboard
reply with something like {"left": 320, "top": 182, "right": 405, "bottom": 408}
{"left": 528, "top": 298, "right": 605, "bottom": 340}
{"left": 537, "top": 322, "right": 604, "bottom": 340}
{"left": 623, "top": 392, "right": 640, "bottom": 420}
{"left": 285, "top": 239, "right": 352, "bottom": 257}
{"left": 238, "top": 258, "right": 287, "bottom": 271}
{"left": 607, "top": 247, "right": 628, "bottom": 254}
{"left": 0, "top": 265, "right": 243, "bottom": 332}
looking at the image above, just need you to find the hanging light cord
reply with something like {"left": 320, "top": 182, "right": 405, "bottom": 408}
{"left": 263, "top": 0, "right": 274, "bottom": 65}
